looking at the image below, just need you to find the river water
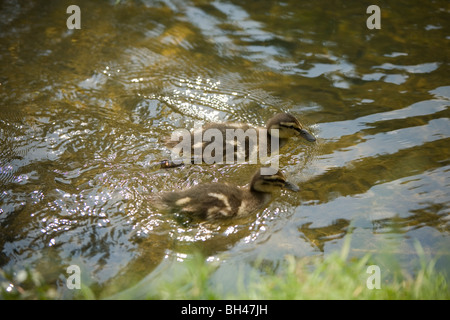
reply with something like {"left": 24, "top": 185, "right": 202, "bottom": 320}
{"left": 0, "top": 0, "right": 449, "bottom": 297}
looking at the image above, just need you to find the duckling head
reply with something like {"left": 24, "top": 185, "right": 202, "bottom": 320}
{"left": 266, "top": 113, "right": 316, "bottom": 142}
{"left": 250, "top": 169, "right": 300, "bottom": 193}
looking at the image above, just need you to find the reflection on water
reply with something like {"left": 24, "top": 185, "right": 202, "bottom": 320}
{"left": 0, "top": 0, "right": 449, "bottom": 296}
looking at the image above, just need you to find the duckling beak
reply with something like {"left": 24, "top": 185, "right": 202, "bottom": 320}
{"left": 283, "top": 181, "right": 300, "bottom": 192}
{"left": 297, "top": 128, "right": 316, "bottom": 142}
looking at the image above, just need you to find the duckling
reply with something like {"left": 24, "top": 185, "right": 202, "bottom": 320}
{"left": 153, "top": 168, "right": 300, "bottom": 220}
{"left": 161, "top": 113, "right": 316, "bottom": 168}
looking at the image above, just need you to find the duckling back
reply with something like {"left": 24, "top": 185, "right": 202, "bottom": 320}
{"left": 157, "top": 183, "right": 249, "bottom": 220}
{"left": 166, "top": 122, "right": 278, "bottom": 166}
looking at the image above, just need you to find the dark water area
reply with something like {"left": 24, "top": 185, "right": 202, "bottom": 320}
{"left": 0, "top": 0, "right": 449, "bottom": 297}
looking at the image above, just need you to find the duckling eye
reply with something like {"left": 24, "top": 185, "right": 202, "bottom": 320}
{"left": 262, "top": 178, "right": 286, "bottom": 186}
{"left": 279, "top": 122, "right": 299, "bottom": 130}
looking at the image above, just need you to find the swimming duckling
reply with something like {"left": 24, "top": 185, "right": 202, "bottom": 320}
{"left": 161, "top": 113, "right": 316, "bottom": 168}
{"left": 153, "top": 168, "right": 300, "bottom": 220}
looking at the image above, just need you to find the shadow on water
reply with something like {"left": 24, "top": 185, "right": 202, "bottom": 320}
{"left": 0, "top": 0, "right": 449, "bottom": 296}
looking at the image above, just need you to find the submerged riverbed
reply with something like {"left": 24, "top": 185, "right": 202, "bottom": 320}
{"left": 0, "top": 0, "right": 449, "bottom": 298}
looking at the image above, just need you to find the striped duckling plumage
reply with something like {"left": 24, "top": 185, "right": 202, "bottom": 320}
{"left": 154, "top": 168, "right": 300, "bottom": 220}
{"left": 162, "top": 113, "right": 315, "bottom": 167}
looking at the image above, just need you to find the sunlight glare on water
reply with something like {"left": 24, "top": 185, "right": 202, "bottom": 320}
{"left": 0, "top": 0, "right": 449, "bottom": 297}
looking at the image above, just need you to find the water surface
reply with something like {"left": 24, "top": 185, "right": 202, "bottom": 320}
{"left": 0, "top": 0, "right": 449, "bottom": 297}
